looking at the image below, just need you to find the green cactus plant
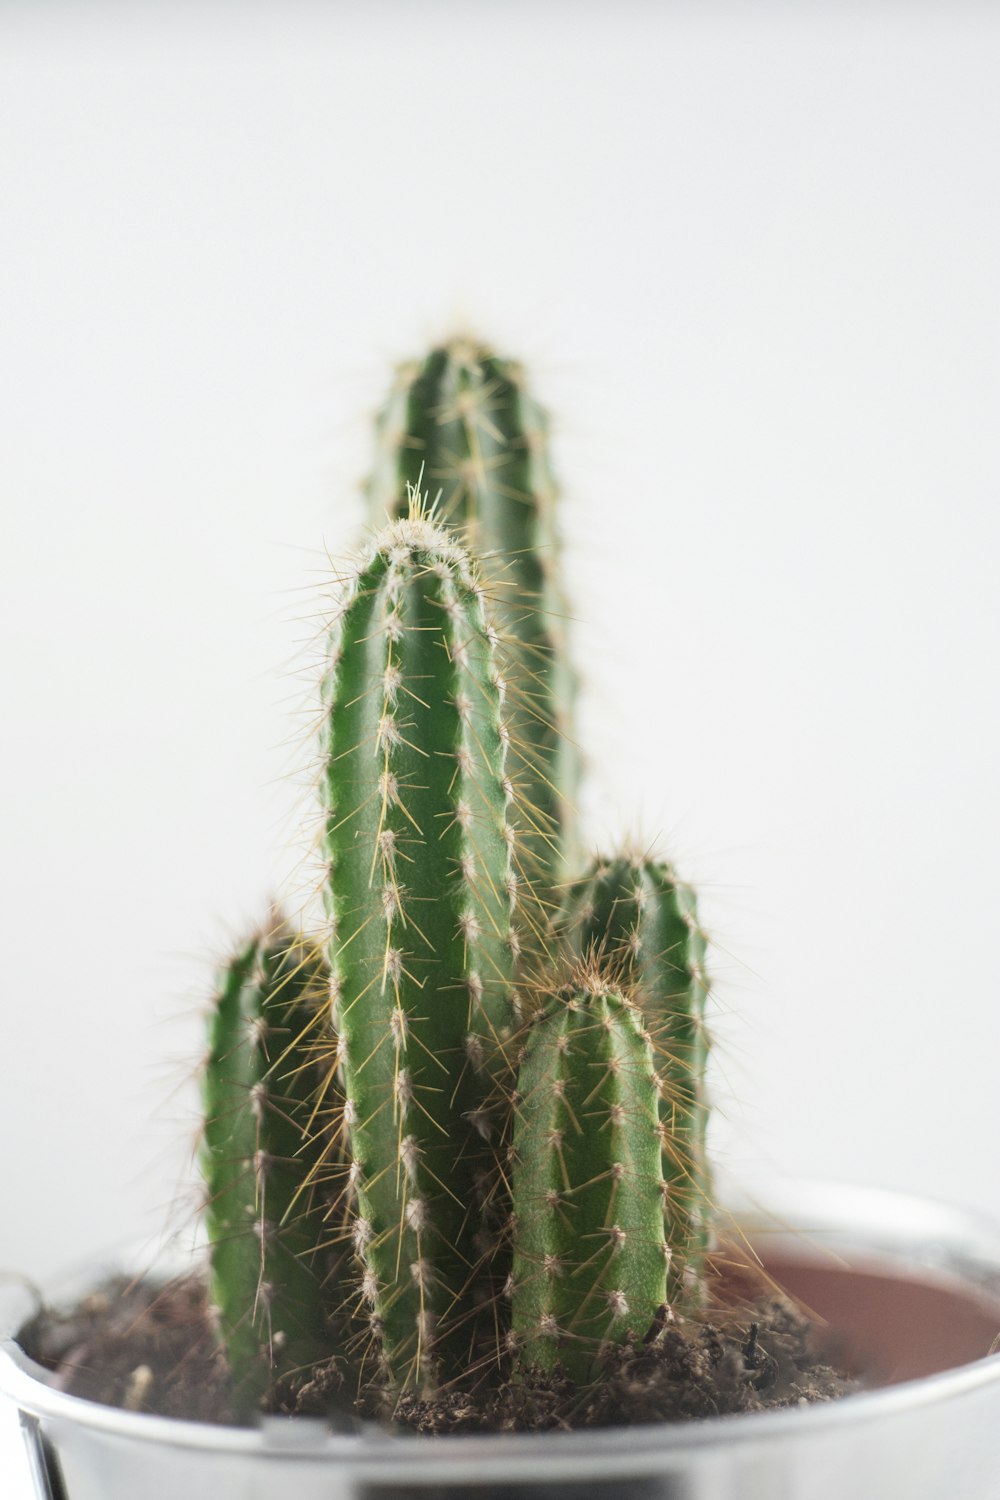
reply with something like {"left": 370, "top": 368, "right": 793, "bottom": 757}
{"left": 195, "top": 353, "right": 722, "bottom": 1420}
{"left": 508, "top": 978, "right": 669, "bottom": 1383}
{"left": 555, "top": 855, "right": 712, "bottom": 1299}
{"left": 200, "top": 916, "right": 336, "bottom": 1412}
{"left": 368, "top": 338, "right": 579, "bottom": 892}
{"left": 320, "top": 495, "right": 520, "bottom": 1391}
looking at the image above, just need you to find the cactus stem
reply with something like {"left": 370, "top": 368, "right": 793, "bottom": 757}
{"left": 368, "top": 342, "right": 580, "bottom": 891}
{"left": 323, "top": 497, "right": 519, "bottom": 1388}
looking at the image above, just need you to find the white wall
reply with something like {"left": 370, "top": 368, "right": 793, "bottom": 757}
{"left": 2, "top": 1, "right": 998, "bottom": 1281}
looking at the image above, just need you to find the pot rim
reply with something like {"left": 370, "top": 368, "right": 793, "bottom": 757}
{"left": 4, "top": 1178, "right": 1000, "bottom": 1484}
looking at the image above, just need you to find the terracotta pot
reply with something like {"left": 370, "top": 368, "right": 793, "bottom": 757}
{"left": 2, "top": 1181, "right": 999, "bottom": 1500}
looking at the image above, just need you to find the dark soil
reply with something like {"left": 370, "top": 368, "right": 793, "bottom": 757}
{"left": 19, "top": 1267, "right": 856, "bottom": 1434}
{"left": 391, "top": 1299, "right": 856, "bottom": 1434}
{"left": 19, "top": 1275, "right": 235, "bottom": 1424}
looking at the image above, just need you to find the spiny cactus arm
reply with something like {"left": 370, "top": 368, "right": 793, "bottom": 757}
{"left": 509, "top": 984, "right": 668, "bottom": 1384}
{"left": 369, "top": 340, "right": 558, "bottom": 553}
{"left": 368, "top": 339, "right": 578, "bottom": 889}
{"left": 556, "top": 856, "right": 712, "bottom": 1300}
{"left": 201, "top": 920, "right": 334, "bottom": 1412}
{"left": 322, "top": 506, "right": 517, "bottom": 1390}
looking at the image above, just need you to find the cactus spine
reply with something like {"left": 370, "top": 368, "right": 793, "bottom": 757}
{"left": 368, "top": 339, "right": 578, "bottom": 890}
{"left": 201, "top": 919, "right": 333, "bottom": 1411}
{"left": 321, "top": 500, "right": 517, "bottom": 1389}
{"left": 556, "top": 857, "right": 711, "bottom": 1300}
{"left": 509, "top": 982, "right": 668, "bottom": 1382}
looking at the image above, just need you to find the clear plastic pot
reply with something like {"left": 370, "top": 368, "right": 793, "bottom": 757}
{"left": 2, "top": 1181, "right": 999, "bottom": 1500}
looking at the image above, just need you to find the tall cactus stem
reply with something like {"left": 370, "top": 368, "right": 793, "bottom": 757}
{"left": 368, "top": 338, "right": 579, "bottom": 893}
{"left": 321, "top": 495, "right": 518, "bottom": 1390}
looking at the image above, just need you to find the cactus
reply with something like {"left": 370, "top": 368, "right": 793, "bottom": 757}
{"left": 200, "top": 917, "right": 335, "bottom": 1411}
{"left": 368, "top": 339, "right": 579, "bottom": 891}
{"left": 509, "top": 980, "right": 668, "bottom": 1383}
{"left": 554, "top": 856, "right": 712, "bottom": 1300}
{"left": 194, "top": 347, "right": 721, "bottom": 1418}
{"left": 320, "top": 497, "right": 519, "bottom": 1390}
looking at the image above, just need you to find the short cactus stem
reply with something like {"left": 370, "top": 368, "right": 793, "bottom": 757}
{"left": 200, "top": 918, "right": 334, "bottom": 1412}
{"left": 556, "top": 856, "right": 712, "bottom": 1301}
{"left": 509, "top": 981, "right": 669, "bottom": 1383}
{"left": 368, "top": 338, "right": 579, "bottom": 890}
{"left": 321, "top": 499, "right": 518, "bottom": 1390}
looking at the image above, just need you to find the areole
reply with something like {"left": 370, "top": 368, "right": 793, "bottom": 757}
{"left": 3, "top": 1182, "right": 1000, "bottom": 1500}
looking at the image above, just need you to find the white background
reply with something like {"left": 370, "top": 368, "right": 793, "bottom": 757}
{"left": 2, "top": 1, "right": 998, "bottom": 1282}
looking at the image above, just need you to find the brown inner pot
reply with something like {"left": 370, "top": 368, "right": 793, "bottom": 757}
{"left": 761, "top": 1247, "right": 1000, "bottom": 1384}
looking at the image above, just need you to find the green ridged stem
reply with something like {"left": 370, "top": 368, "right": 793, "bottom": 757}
{"left": 556, "top": 857, "right": 711, "bottom": 1302}
{"left": 322, "top": 506, "right": 517, "bottom": 1391}
{"left": 510, "top": 985, "right": 668, "bottom": 1383}
{"left": 201, "top": 920, "right": 333, "bottom": 1413}
{"left": 368, "top": 339, "right": 578, "bottom": 891}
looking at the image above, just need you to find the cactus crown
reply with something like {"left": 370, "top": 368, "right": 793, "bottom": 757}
{"left": 199, "top": 345, "right": 713, "bottom": 1414}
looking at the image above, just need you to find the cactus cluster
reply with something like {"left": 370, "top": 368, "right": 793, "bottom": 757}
{"left": 199, "top": 339, "right": 713, "bottom": 1413}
